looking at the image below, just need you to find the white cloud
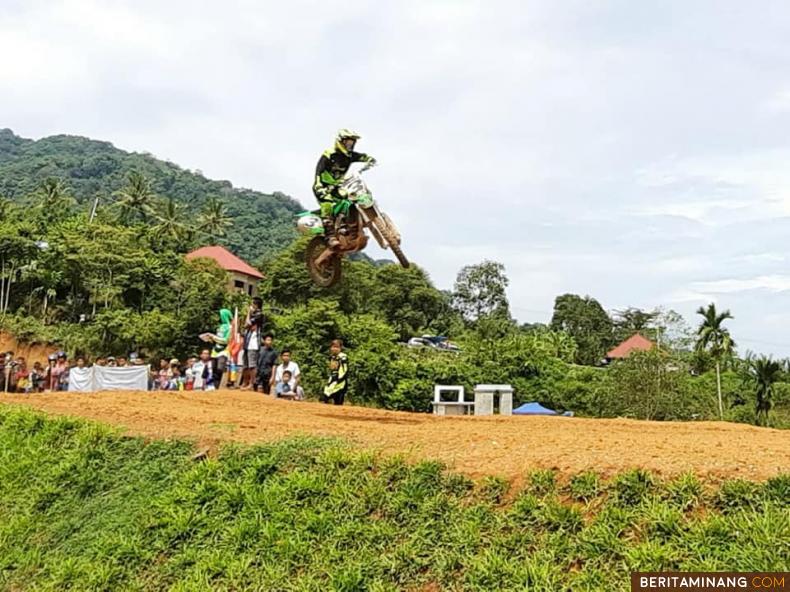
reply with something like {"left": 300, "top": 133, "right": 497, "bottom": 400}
{"left": 692, "top": 275, "right": 790, "bottom": 294}
{"left": 763, "top": 89, "right": 790, "bottom": 113}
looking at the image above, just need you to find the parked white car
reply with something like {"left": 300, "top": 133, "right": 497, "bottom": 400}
{"left": 406, "top": 335, "right": 462, "bottom": 352}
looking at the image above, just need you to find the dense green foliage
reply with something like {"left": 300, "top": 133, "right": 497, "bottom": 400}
{"left": 0, "top": 408, "right": 787, "bottom": 591}
{"left": 551, "top": 294, "right": 615, "bottom": 365}
{"left": 0, "top": 129, "right": 302, "bottom": 262}
{"left": 0, "top": 197, "right": 234, "bottom": 356}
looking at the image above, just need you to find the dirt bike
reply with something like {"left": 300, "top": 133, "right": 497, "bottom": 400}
{"left": 297, "top": 164, "right": 409, "bottom": 287}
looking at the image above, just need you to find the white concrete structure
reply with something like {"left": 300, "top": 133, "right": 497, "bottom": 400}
{"left": 473, "top": 384, "right": 514, "bottom": 416}
{"left": 432, "top": 385, "right": 474, "bottom": 416}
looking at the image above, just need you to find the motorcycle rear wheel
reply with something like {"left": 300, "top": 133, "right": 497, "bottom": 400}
{"left": 306, "top": 236, "right": 342, "bottom": 287}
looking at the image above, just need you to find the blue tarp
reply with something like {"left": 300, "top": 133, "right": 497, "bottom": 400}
{"left": 513, "top": 402, "right": 573, "bottom": 416}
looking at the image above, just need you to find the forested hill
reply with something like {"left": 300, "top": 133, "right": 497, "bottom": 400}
{"left": 0, "top": 128, "right": 303, "bottom": 262}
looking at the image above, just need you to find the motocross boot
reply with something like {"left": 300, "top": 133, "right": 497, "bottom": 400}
{"left": 322, "top": 218, "right": 340, "bottom": 249}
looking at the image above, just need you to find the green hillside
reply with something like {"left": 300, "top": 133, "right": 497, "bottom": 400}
{"left": 0, "top": 128, "right": 302, "bottom": 262}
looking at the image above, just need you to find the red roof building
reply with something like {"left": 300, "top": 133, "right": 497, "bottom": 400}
{"left": 606, "top": 333, "right": 655, "bottom": 360}
{"left": 186, "top": 245, "right": 263, "bottom": 296}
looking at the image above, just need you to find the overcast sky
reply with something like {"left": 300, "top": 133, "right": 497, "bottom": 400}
{"left": 3, "top": 0, "right": 790, "bottom": 354}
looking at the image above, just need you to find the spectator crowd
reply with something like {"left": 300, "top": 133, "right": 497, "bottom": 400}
{"left": 1, "top": 296, "right": 348, "bottom": 404}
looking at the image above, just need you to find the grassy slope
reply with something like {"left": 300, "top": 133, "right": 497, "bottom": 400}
{"left": 0, "top": 407, "right": 787, "bottom": 592}
{"left": 0, "top": 128, "right": 303, "bottom": 263}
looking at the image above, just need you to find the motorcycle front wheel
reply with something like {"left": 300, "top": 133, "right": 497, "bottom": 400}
{"left": 306, "top": 236, "right": 342, "bottom": 287}
{"left": 373, "top": 217, "right": 410, "bottom": 269}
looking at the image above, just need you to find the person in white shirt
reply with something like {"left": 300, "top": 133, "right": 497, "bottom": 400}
{"left": 241, "top": 297, "right": 264, "bottom": 389}
{"left": 270, "top": 349, "right": 303, "bottom": 399}
{"left": 190, "top": 349, "right": 217, "bottom": 391}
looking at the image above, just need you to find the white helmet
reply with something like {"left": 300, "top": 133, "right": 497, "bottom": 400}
{"left": 335, "top": 128, "right": 361, "bottom": 154}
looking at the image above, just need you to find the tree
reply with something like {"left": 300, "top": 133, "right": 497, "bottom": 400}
{"left": 33, "top": 178, "right": 75, "bottom": 226}
{"left": 115, "top": 172, "right": 155, "bottom": 223}
{"left": 452, "top": 261, "right": 510, "bottom": 323}
{"left": 54, "top": 219, "right": 153, "bottom": 316}
{"left": 695, "top": 303, "right": 735, "bottom": 420}
{"left": 370, "top": 265, "right": 447, "bottom": 341}
{"left": 550, "top": 294, "right": 614, "bottom": 365}
{"left": 152, "top": 198, "right": 190, "bottom": 251}
{"left": 521, "top": 326, "right": 578, "bottom": 363}
{"left": 608, "top": 349, "right": 688, "bottom": 420}
{"left": 744, "top": 356, "right": 782, "bottom": 427}
{"left": 198, "top": 196, "right": 233, "bottom": 237}
{"left": 259, "top": 237, "right": 333, "bottom": 309}
{"left": 0, "top": 223, "right": 37, "bottom": 314}
{"left": 653, "top": 307, "right": 695, "bottom": 352}
{"left": 612, "top": 307, "right": 658, "bottom": 343}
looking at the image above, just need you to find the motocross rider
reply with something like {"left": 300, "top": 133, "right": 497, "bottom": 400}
{"left": 313, "top": 129, "right": 376, "bottom": 248}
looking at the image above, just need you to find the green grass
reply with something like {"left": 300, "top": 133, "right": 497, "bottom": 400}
{"left": 0, "top": 408, "right": 788, "bottom": 591}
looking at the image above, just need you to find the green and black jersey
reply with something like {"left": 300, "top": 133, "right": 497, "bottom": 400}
{"left": 313, "top": 149, "right": 374, "bottom": 203}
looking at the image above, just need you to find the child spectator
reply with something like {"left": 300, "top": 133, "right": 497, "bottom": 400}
{"left": 59, "top": 354, "right": 71, "bottom": 391}
{"left": 171, "top": 365, "right": 184, "bottom": 390}
{"left": 14, "top": 358, "right": 30, "bottom": 393}
{"left": 191, "top": 349, "right": 217, "bottom": 391}
{"left": 184, "top": 357, "right": 197, "bottom": 390}
{"left": 50, "top": 352, "right": 67, "bottom": 391}
{"left": 31, "top": 361, "right": 45, "bottom": 393}
{"left": 275, "top": 370, "right": 304, "bottom": 400}
{"left": 156, "top": 359, "right": 171, "bottom": 390}
{"left": 45, "top": 354, "right": 57, "bottom": 391}
{"left": 275, "top": 369, "right": 293, "bottom": 397}
{"left": 169, "top": 359, "right": 181, "bottom": 390}
{"left": 255, "top": 334, "right": 278, "bottom": 394}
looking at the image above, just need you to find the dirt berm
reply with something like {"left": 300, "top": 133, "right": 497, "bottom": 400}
{"left": 3, "top": 390, "right": 788, "bottom": 482}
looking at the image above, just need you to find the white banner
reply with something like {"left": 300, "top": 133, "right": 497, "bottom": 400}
{"left": 67, "top": 367, "right": 94, "bottom": 392}
{"left": 92, "top": 365, "right": 150, "bottom": 391}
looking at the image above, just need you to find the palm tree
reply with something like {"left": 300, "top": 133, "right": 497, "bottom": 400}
{"left": 695, "top": 303, "right": 735, "bottom": 420}
{"left": 153, "top": 198, "right": 189, "bottom": 248}
{"left": 197, "top": 196, "right": 233, "bottom": 237}
{"left": 115, "top": 172, "right": 155, "bottom": 223}
{"left": 34, "top": 178, "right": 74, "bottom": 224}
{"left": 746, "top": 356, "right": 781, "bottom": 426}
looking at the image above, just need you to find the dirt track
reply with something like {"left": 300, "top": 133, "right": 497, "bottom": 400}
{"left": 3, "top": 390, "right": 789, "bottom": 482}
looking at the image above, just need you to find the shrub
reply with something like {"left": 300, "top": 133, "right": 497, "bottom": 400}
{"left": 611, "top": 469, "right": 656, "bottom": 506}
{"left": 569, "top": 471, "right": 602, "bottom": 502}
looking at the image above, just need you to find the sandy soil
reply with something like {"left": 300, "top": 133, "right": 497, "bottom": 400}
{"left": 3, "top": 390, "right": 789, "bottom": 482}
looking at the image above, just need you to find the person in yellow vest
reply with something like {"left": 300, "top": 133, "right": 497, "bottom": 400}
{"left": 322, "top": 339, "right": 348, "bottom": 405}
